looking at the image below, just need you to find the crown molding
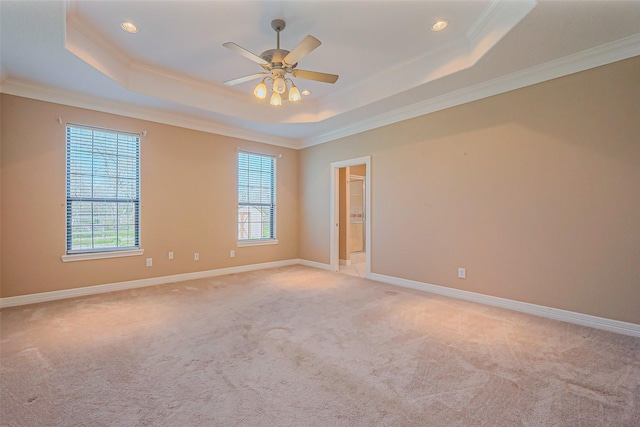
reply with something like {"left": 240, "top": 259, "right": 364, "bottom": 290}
{"left": 2, "top": 33, "right": 637, "bottom": 152}
{"left": 63, "top": 2, "right": 325, "bottom": 125}
{"left": 61, "top": 0, "right": 537, "bottom": 127}
{"left": 319, "top": 0, "right": 536, "bottom": 121}
{"left": 0, "top": 78, "right": 301, "bottom": 149}
{"left": 466, "top": 0, "right": 536, "bottom": 45}
{"left": 301, "top": 34, "right": 640, "bottom": 148}
{"left": 466, "top": 0, "right": 505, "bottom": 43}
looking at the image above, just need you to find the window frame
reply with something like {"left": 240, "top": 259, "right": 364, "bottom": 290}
{"left": 237, "top": 150, "right": 278, "bottom": 246}
{"left": 62, "top": 123, "right": 142, "bottom": 261}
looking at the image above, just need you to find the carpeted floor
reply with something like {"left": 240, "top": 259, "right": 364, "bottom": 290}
{"left": 1, "top": 265, "right": 639, "bottom": 426}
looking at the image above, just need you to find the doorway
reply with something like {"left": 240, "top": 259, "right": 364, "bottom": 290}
{"left": 330, "top": 156, "right": 371, "bottom": 277}
{"left": 349, "top": 175, "right": 365, "bottom": 253}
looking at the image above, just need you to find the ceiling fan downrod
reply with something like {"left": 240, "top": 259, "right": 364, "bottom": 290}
{"left": 271, "top": 19, "right": 286, "bottom": 50}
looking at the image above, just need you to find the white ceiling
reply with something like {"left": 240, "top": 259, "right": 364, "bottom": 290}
{"left": 1, "top": 1, "right": 639, "bottom": 148}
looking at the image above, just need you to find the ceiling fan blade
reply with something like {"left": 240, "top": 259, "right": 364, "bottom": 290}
{"left": 283, "top": 35, "right": 321, "bottom": 66}
{"left": 223, "top": 73, "right": 267, "bottom": 86}
{"left": 223, "top": 42, "right": 268, "bottom": 65}
{"left": 292, "top": 69, "right": 339, "bottom": 84}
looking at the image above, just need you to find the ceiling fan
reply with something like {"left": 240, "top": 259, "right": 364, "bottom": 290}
{"left": 223, "top": 19, "right": 339, "bottom": 105}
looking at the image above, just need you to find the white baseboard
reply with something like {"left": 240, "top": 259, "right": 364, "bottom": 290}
{"left": 3, "top": 260, "right": 638, "bottom": 338}
{"left": 297, "top": 259, "right": 334, "bottom": 271}
{"left": 369, "top": 273, "right": 640, "bottom": 338}
{"left": 0, "top": 259, "right": 299, "bottom": 309}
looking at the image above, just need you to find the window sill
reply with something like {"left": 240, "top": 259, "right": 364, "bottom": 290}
{"left": 61, "top": 249, "right": 144, "bottom": 262}
{"left": 237, "top": 239, "right": 279, "bottom": 248}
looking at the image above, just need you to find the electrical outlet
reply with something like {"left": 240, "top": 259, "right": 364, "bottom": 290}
{"left": 194, "top": 252, "right": 199, "bottom": 261}
{"left": 146, "top": 258, "right": 153, "bottom": 267}
{"left": 458, "top": 268, "right": 466, "bottom": 279}
{"left": 230, "top": 250, "right": 235, "bottom": 258}
{"left": 168, "top": 251, "right": 174, "bottom": 260}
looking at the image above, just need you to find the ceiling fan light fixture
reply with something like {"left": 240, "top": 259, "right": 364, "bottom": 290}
{"left": 273, "top": 76, "right": 287, "bottom": 94}
{"left": 223, "top": 18, "right": 338, "bottom": 106}
{"left": 431, "top": 20, "right": 448, "bottom": 32}
{"left": 288, "top": 81, "right": 301, "bottom": 102}
{"left": 253, "top": 80, "right": 267, "bottom": 99}
{"left": 270, "top": 92, "right": 282, "bottom": 106}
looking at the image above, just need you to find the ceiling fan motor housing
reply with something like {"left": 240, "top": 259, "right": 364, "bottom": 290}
{"left": 263, "top": 20, "right": 297, "bottom": 70}
{"left": 260, "top": 49, "right": 294, "bottom": 69}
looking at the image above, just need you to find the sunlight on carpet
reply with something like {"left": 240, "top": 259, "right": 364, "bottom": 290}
{"left": 1, "top": 265, "right": 639, "bottom": 426}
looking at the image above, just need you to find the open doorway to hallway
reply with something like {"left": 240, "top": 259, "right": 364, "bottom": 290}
{"left": 330, "top": 156, "right": 371, "bottom": 278}
{"left": 339, "top": 166, "right": 367, "bottom": 277}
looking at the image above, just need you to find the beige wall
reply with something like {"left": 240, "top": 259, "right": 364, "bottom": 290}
{"left": 299, "top": 57, "right": 640, "bottom": 324}
{"left": 2, "top": 58, "right": 639, "bottom": 325}
{"left": 0, "top": 95, "right": 298, "bottom": 297}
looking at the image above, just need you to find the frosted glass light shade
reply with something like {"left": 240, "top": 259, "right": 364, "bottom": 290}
{"left": 253, "top": 82, "right": 267, "bottom": 99}
{"left": 273, "top": 77, "right": 286, "bottom": 94}
{"left": 270, "top": 92, "right": 282, "bottom": 106}
{"left": 288, "top": 84, "right": 301, "bottom": 102}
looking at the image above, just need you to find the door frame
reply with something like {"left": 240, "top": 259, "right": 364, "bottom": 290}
{"left": 330, "top": 156, "right": 371, "bottom": 276}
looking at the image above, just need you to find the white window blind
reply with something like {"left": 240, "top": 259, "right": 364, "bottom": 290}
{"left": 238, "top": 151, "right": 275, "bottom": 241}
{"left": 66, "top": 124, "right": 140, "bottom": 253}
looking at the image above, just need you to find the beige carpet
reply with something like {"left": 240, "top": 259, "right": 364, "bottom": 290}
{"left": 1, "top": 266, "right": 639, "bottom": 426}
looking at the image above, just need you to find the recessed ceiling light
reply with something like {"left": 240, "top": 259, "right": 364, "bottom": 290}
{"left": 301, "top": 90, "right": 311, "bottom": 96}
{"left": 120, "top": 21, "right": 138, "bottom": 33}
{"left": 431, "top": 20, "right": 448, "bottom": 32}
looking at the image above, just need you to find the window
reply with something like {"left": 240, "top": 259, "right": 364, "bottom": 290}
{"left": 66, "top": 124, "right": 140, "bottom": 254}
{"left": 237, "top": 151, "right": 276, "bottom": 243}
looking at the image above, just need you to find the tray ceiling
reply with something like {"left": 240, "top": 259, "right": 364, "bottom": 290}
{"left": 1, "top": 1, "right": 639, "bottom": 148}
